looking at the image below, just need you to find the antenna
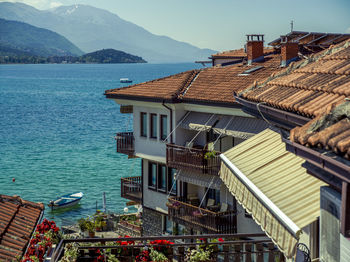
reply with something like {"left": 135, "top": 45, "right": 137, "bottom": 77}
{"left": 290, "top": 20, "right": 294, "bottom": 32}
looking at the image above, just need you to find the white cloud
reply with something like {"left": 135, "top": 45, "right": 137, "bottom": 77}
{"left": 346, "top": 27, "right": 350, "bottom": 34}
{"left": 0, "top": 0, "right": 62, "bottom": 10}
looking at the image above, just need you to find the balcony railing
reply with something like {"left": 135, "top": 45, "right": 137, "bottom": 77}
{"left": 51, "top": 234, "right": 284, "bottom": 262}
{"left": 115, "top": 132, "right": 134, "bottom": 156}
{"left": 166, "top": 144, "right": 221, "bottom": 176}
{"left": 167, "top": 197, "right": 236, "bottom": 234}
{"left": 121, "top": 176, "right": 142, "bottom": 203}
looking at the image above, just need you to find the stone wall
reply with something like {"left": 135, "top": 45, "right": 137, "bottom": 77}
{"left": 142, "top": 207, "right": 163, "bottom": 236}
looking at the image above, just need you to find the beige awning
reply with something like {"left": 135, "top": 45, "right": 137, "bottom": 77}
{"left": 177, "top": 172, "right": 222, "bottom": 190}
{"left": 212, "top": 115, "right": 269, "bottom": 139}
{"left": 220, "top": 129, "right": 327, "bottom": 258}
{"left": 180, "top": 112, "right": 219, "bottom": 131}
{"left": 179, "top": 111, "right": 268, "bottom": 139}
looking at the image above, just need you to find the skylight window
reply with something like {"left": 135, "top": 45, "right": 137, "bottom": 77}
{"left": 238, "top": 66, "right": 264, "bottom": 76}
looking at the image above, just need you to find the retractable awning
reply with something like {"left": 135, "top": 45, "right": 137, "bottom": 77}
{"left": 212, "top": 115, "right": 269, "bottom": 139}
{"left": 179, "top": 111, "right": 268, "bottom": 139}
{"left": 220, "top": 129, "right": 326, "bottom": 258}
{"left": 177, "top": 172, "right": 222, "bottom": 190}
{"left": 180, "top": 112, "right": 219, "bottom": 131}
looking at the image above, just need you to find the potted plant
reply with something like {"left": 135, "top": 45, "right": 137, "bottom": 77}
{"left": 85, "top": 218, "right": 95, "bottom": 238}
{"left": 204, "top": 150, "right": 216, "bottom": 160}
{"left": 95, "top": 217, "right": 107, "bottom": 232}
{"left": 186, "top": 247, "right": 212, "bottom": 262}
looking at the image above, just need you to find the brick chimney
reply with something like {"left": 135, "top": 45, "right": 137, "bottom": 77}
{"left": 246, "top": 34, "right": 264, "bottom": 65}
{"left": 281, "top": 36, "right": 299, "bottom": 67}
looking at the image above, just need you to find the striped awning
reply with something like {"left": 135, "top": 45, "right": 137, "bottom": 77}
{"left": 180, "top": 112, "right": 219, "bottom": 131}
{"left": 177, "top": 172, "right": 222, "bottom": 190}
{"left": 212, "top": 115, "right": 269, "bottom": 139}
{"left": 179, "top": 111, "right": 268, "bottom": 139}
{"left": 220, "top": 129, "right": 326, "bottom": 258}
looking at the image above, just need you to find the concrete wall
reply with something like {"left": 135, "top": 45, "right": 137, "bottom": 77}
{"left": 133, "top": 105, "right": 169, "bottom": 159}
{"left": 142, "top": 159, "right": 169, "bottom": 212}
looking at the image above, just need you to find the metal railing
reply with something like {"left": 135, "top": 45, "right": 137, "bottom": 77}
{"left": 115, "top": 132, "right": 134, "bottom": 156}
{"left": 166, "top": 144, "right": 221, "bottom": 176}
{"left": 51, "top": 234, "right": 285, "bottom": 262}
{"left": 121, "top": 176, "right": 142, "bottom": 203}
{"left": 168, "top": 197, "right": 236, "bottom": 234}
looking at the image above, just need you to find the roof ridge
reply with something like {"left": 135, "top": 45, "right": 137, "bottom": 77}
{"left": 177, "top": 70, "right": 201, "bottom": 99}
{"left": 239, "top": 39, "right": 350, "bottom": 98}
{"left": 174, "top": 70, "right": 200, "bottom": 99}
{"left": 104, "top": 69, "right": 198, "bottom": 95}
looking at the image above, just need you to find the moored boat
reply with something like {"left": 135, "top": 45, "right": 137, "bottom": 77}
{"left": 120, "top": 78, "right": 132, "bottom": 83}
{"left": 48, "top": 192, "right": 83, "bottom": 210}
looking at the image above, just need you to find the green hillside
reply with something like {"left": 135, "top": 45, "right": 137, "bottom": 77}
{"left": 0, "top": 18, "right": 83, "bottom": 57}
{"left": 80, "top": 49, "right": 146, "bottom": 63}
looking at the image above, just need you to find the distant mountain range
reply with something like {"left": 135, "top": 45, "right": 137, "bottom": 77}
{"left": 0, "top": 2, "right": 216, "bottom": 63}
{"left": 0, "top": 18, "right": 83, "bottom": 57}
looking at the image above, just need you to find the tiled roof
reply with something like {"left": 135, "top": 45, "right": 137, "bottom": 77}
{"left": 181, "top": 54, "right": 282, "bottom": 104}
{"left": 0, "top": 195, "right": 44, "bottom": 261}
{"left": 240, "top": 40, "right": 350, "bottom": 118}
{"left": 290, "top": 102, "right": 350, "bottom": 160}
{"left": 269, "top": 31, "right": 350, "bottom": 53}
{"left": 105, "top": 70, "right": 199, "bottom": 101}
{"left": 210, "top": 47, "right": 275, "bottom": 58}
{"left": 105, "top": 53, "right": 283, "bottom": 105}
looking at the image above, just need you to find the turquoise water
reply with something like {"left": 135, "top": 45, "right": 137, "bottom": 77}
{"left": 0, "top": 63, "right": 201, "bottom": 226}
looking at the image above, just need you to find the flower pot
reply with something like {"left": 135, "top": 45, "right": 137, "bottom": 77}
{"left": 88, "top": 231, "right": 95, "bottom": 238}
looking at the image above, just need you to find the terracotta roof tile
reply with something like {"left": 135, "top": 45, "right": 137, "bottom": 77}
{"left": 210, "top": 47, "right": 275, "bottom": 58}
{"left": 104, "top": 53, "right": 283, "bottom": 105}
{"left": 0, "top": 195, "right": 44, "bottom": 262}
{"left": 105, "top": 70, "right": 199, "bottom": 100}
{"left": 290, "top": 102, "right": 350, "bottom": 159}
{"left": 240, "top": 40, "right": 350, "bottom": 118}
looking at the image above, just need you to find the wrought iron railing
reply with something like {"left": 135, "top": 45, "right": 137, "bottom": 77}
{"left": 166, "top": 144, "right": 221, "bottom": 176}
{"left": 51, "top": 234, "right": 284, "bottom": 262}
{"left": 115, "top": 132, "right": 134, "bottom": 156}
{"left": 167, "top": 197, "right": 236, "bottom": 234}
{"left": 121, "top": 176, "right": 142, "bottom": 203}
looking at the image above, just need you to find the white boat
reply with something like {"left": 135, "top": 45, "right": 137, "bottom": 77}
{"left": 48, "top": 192, "right": 83, "bottom": 210}
{"left": 120, "top": 78, "right": 132, "bottom": 83}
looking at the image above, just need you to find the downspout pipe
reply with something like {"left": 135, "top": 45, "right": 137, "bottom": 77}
{"left": 162, "top": 101, "right": 173, "bottom": 144}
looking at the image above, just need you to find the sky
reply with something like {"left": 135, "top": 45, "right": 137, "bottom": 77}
{"left": 2, "top": 0, "right": 350, "bottom": 51}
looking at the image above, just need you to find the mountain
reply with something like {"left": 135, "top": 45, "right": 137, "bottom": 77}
{"left": 0, "top": 18, "right": 83, "bottom": 57}
{"left": 0, "top": 2, "right": 216, "bottom": 63}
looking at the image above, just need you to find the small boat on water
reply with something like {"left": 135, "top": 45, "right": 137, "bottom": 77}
{"left": 120, "top": 78, "right": 132, "bottom": 83}
{"left": 48, "top": 192, "right": 83, "bottom": 210}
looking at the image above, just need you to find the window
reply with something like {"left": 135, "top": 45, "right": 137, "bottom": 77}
{"left": 168, "top": 168, "right": 177, "bottom": 195}
{"left": 207, "top": 188, "right": 220, "bottom": 204}
{"left": 150, "top": 114, "right": 158, "bottom": 139}
{"left": 148, "top": 162, "right": 157, "bottom": 188}
{"left": 147, "top": 163, "right": 176, "bottom": 195}
{"left": 163, "top": 216, "right": 173, "bottom": 234}
{"left": 140, "top": 112, "right": 147, "bottom": 137}
{"left": 158, "top": 165, "right": 167, "bottom": 191}
{"left": 160, "top": 115, "right": 168, "bottom": 140}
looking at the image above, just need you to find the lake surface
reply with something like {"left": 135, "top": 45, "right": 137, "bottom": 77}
{"left": 0, "top": 63, "right": 201, "bottom": 226}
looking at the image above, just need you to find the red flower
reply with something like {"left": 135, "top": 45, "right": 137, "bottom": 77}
{"left": 218, "top": 238, "right": 224, "bottom": 242}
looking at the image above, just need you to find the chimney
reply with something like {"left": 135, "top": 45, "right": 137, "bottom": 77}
{"left": 281, "top": 36, "right": 299, "bottom": 67}
{"left": 246, "top": 34, "right": 264, "bottom": 65}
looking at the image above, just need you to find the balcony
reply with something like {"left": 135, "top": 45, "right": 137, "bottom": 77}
{"left": 167, "top": 197, "right": 236, "bottom": 234}
{"left": 121, "top": 176, "right": 142, "bottom": 203}
{"left": 51, "top": 234, "right": 284, "bottom": 262}
{"left": 166, "top": 144, "right": 221, "bottom": 176}
{"left": 115, "top": 132, "right": 134, "bottom": 156}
